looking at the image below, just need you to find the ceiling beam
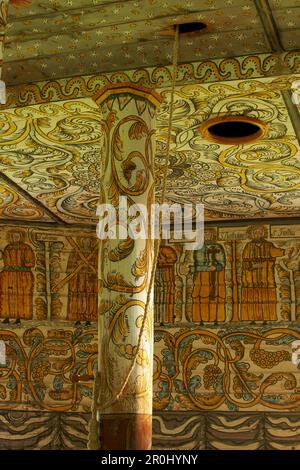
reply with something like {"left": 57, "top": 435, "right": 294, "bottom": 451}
{"left": 0, "top": 172, "right": 67, "bottom": 225}
{"left": 2, "top": 216, "right": 300, "bottom": 230}
{"left": 0, "top": 218, "right": 96, "bottom": 230}
{"left": 3, "top": 52, "right": 300, "bottom": 109}
{"left": 205, "top": 217, "right": 300, "bottom": 228}
{"left": 281, "top": 89, "right": 300, "bottom": 147}
{"left": 254, "top": 0, "right": 284, "bottom": 52}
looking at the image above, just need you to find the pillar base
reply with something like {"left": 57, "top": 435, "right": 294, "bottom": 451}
{"left": 101, "top": 414, "right": 152, "bottom": 450}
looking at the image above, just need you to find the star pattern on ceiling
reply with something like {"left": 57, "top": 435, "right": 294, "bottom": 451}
{"left": 3, "top": 0, "right": 300, "bottom": 85}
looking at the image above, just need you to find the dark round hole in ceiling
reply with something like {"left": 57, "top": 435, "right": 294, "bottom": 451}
{"left": 200, "top": 116, "right": 267, "bottom": 144}
{"left": 208, "top": 121, "right": 261, "bottom": 139}
{"left": 176, "top": 22, "right": 207, "bottom": 34}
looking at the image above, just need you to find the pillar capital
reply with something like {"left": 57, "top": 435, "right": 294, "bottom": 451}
{"left": 93, "top": 82, "right": 163, "bottom": 111}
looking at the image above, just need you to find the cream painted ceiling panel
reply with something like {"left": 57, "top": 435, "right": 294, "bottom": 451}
{"left": 2, "top": 0, "right": 290, "bottom": 85}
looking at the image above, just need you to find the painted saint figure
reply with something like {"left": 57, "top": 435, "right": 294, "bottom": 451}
{"left": 241, "top": 225, "right": 284, "bottom": 321}
{"left": 67, "top": 237, "right": 98, "bottom": 322}
{"left": 192, "top": 229, "right": 226, "bottom": 323}
{"left": 154, "top": 246, "right": 177, "bottom": 324}
{"left": 0, "top": 230, "right": 35, "bottom": 321}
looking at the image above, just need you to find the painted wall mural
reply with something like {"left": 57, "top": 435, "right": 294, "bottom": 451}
{"left": 1, "top": 323, "right": 300, "bottom": 413}
{"left": 66, "top": 237, "right": 98, "bottom": 323}
{"left": 155, "top": 224, "right": 300, "bottom": 324}
{"left": 0, "top": 223, "right": 299, "bottom": 415}
{"left": 151, "top": 223, "right": 300, "bottom": 413}
{"left": 0, "top": 221, "right": 300, "bottom": 324}
{"left": 154, "top": 245, "right": 181, "bottom": 325}
{"left": 0, "top": 324, "right": 97, "bottom": 412}
{"left": 191, "top": 229, "right": 226, "bottom": 323}
{"left": 153, "top": 325, "right": 300, "bottom": 412}
{"left": 1, "top": 221, "right": 300, "bottom": 323}
{"left": 1, "top": 77, "right": 300, "bottom": 224}
{"left": 0, "top": 229, "right": 35, "bottom": 320}
{"left": 0, "top": 225, "right": 98, "bottom": 323}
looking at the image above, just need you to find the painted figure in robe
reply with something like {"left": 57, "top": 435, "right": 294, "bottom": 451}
{"left": 67, "top": 237, "right": 98, "bottom": 322}
{"left": 241, "top": 225, "right": 284, "bottom": 321}
{"left": 192, "top": 229, "right": 226, "bottom": 322}
{"left": 155, "top": 246, "right": 177, "bottom": 324}
{"left": 0, "top": 230, "right": 35, "bottom": 320}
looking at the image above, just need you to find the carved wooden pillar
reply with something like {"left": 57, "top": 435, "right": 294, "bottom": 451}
{"left": 94, "top": 83, "right": 162, "bottom": 450}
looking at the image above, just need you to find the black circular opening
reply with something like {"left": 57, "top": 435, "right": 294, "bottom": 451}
{"left": 176, "top": 22, "right": 207, "bottom": 34}
{"left": 208, "top": 121, "right": 261, "bottom": 139}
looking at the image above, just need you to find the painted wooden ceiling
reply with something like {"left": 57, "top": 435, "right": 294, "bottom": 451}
{"left": 156, "top": 76, "right": 300, "bottom": 220}
{"left": 3, "top": 0, "right": 300, "bottom": 85}
{"left": 0, "top": 0, "right": 300, "bottom": 224}
{"left": 0, "top": 74, "right": 300, "bottom": 224}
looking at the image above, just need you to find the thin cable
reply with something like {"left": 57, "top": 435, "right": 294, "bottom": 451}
{"left": 109, "top": 23, "right": 180, "bottom": 403}
{"left": 160, "top": 24, "right": 179, "bottom": 206}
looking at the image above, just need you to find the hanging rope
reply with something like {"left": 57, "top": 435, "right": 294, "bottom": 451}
{"left": 160, "top": 24, "right": 180, "bottom": 208}
{"left": 88, "top": 24, "right": 180, "bottom": 450}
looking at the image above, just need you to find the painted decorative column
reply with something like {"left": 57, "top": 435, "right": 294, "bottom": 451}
{"left": 94, "top": 83, "right": 162, "bottom": 450}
